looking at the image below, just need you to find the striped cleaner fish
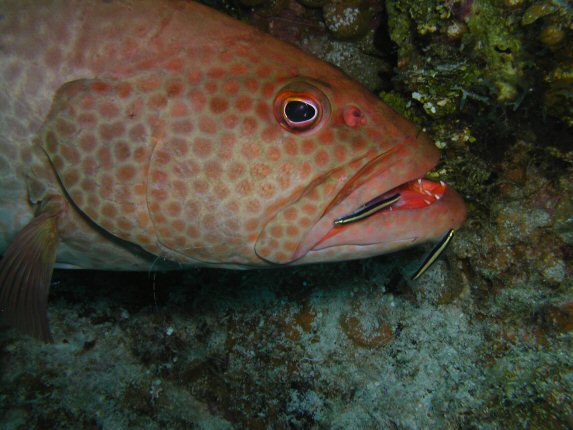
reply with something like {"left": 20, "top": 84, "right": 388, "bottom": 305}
{"left": 0, "top": 0, "right": 467, "bottom": 341}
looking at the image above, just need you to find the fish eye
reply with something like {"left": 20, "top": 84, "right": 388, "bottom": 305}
{"left": 274, "top": 81, "right": 330, "bottom": 134}
{"left": 284, "top": 99, "right": 317, "bottom": 127}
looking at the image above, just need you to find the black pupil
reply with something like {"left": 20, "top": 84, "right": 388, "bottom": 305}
{"left": 285, "top": 100, "right": 316, "bottom": 123}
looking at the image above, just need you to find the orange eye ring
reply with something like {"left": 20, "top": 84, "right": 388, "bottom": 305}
{"left": 273, "top": 82, "right": 330, "bottom": 134}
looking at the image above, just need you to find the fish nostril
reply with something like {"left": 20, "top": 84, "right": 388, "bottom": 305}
{"left": 343, "top": 106, "right": 367, "bottom": 128}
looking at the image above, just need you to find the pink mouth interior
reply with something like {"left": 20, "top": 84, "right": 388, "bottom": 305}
{"left": 311, "top": 178, "right": 447, "bottom": 249}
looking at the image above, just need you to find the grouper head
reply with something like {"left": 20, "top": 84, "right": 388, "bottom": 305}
{"left": 38, "top": 1, "right": 467, "bottom": 269}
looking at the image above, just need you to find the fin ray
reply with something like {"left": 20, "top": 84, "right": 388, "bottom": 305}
{"left": 0, "top": 211, "right": 61, "bottom": 342}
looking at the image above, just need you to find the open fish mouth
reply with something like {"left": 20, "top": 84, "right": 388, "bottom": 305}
{"left": 311, "top": 177, "right": 450, "bottom": 250}
{"left": 333, "top": 178, "right": 446, "bottom": 226}
{"left": 293, "top": 169, "right": 467, "bottom": 262}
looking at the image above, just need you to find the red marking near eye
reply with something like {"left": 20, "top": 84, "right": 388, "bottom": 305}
{"left": 343, "top": 105, "right": 367, "bottom": 127}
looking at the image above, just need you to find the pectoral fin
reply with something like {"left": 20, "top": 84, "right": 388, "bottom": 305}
{"left": 0, "top": 204, "right": 63, "bottom": 342}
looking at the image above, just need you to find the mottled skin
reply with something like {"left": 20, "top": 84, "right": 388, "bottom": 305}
{"left": 0, "top": 0, "right": 465, "bottom": 339}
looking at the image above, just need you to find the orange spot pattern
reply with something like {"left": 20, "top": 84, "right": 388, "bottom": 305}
{"left": 39, "top": 42, "right": 395, "bottom": 266}
{"left": 40, "top": 78, "right": 159, "bottom": 255}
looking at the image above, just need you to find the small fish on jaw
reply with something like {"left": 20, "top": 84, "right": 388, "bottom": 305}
{"left": 334, "top": 193, "right": 401, "bottom": 225}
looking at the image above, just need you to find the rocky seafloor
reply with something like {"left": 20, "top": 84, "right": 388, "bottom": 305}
{"left": 1, "top": 0, "right": 572, "bottom": 428}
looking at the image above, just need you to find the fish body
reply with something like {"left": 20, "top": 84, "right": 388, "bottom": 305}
{"left": 0, "top": 0, "right": 466, "bottom": 340}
